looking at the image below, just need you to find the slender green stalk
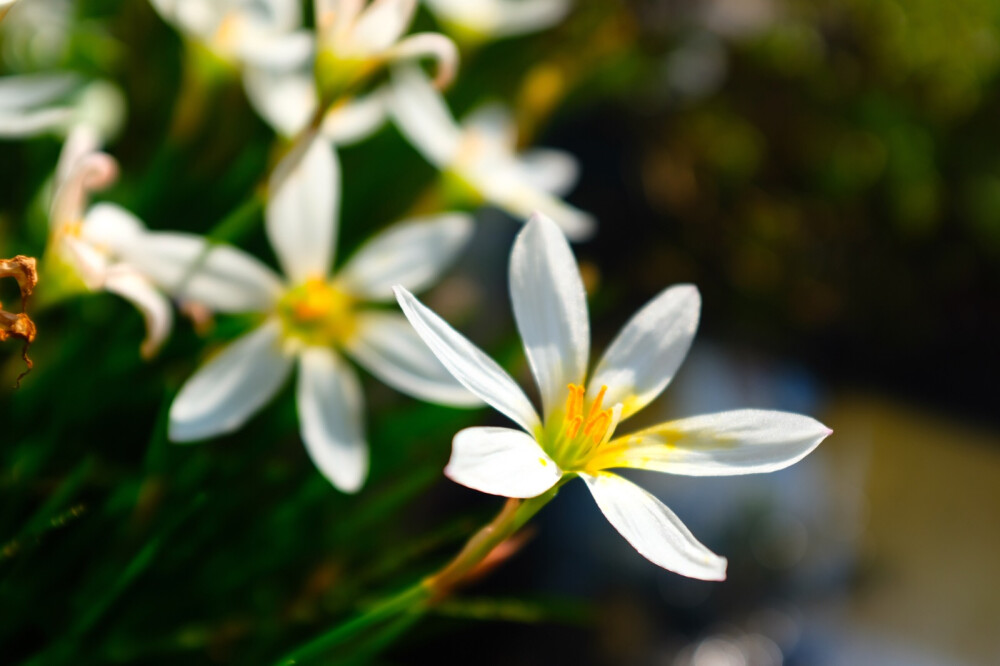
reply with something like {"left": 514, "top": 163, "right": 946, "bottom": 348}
{"left": 275, "top": 480, "right": 568, "bottom": 665}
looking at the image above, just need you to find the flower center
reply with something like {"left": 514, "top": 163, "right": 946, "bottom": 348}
{"left": 277, "top": 278, "right": 357, "bottom": 348}
{"left": 541, "top": 383, "right": 622, "bottom": 471}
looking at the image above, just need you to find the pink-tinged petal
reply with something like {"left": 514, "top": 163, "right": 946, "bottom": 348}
{"left": 385, "top": 32, "right": 459, "bottom": 89}
{"left": 103, "top": 265, "right": 173, "bottom": 359}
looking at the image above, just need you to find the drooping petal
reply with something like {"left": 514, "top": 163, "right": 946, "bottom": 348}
{"left": 321, "top": 89, "right": 388, "bottom": 145}
{"left": 446, "top": 426, "right": 561, "bottom": 498}
{"left": 267, "top": 135, "right": 339, "bottom": 282}
{"left": 509, "top": 213, "right": 589, "bottom": 420}
{"left": 80, "top": 202, "right": 145, "bottom": 248}
{"left": 594, "top": 410, "right": 832, "bottom": 477}
{"left": 352, "top": 0, "right": 417, "bottom": 53}
{"left": 588, "top": 285, "right": 700, "bottom": 420}
{"left": 297, "top": 346, "right": 368, "bottom": 493}
{"left": 169, "top": 320, "right": 295, "bottom": 441}
{"left": 344, "top": 311, "right": 481, "bottom": 406}
{"left": 581, "top": 472, "right": 727, "bottom": 581}
{"left": 336, "top": 213, "right": 472, "bottom": 300}
{"left": 384, "top": 33, "right": 459, "bottom": 89}
{"left": 50, "top": 150, "right": 118, "bottom": 232}
{"left": 389, "top": 65, "right": 461, "bottom": 167}
{"left": 103, "top": 265, "right": 173, "bottom": 359}
{"left": 394, "top": 286, "right": 541, "bottom": 433}
{"left": 110, "top": 226, "right": 283, "bottom": 313}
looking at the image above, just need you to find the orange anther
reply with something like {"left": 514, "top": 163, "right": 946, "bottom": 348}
{"left": 586, "top": 385, "right": 608, "bottom": 422}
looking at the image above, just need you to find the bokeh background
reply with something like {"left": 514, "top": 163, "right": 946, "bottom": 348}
{"left": 1, "top": 0, "right": 998, "bottom": 664}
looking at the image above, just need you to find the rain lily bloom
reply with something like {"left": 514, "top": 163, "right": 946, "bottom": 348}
{"left": 45, "top": 128, "right": 173, "bottom": 358}
{"left": 244, "top": 64, "right": 388, "bottom": 143}
{"left": 389, "top": 66, "right": 595, "bottom": 241}
{"left": 0, "top": 74, "right": 125, "bottom": 140}
{"left": 127, "top": 137, "right": 478, "bottom": 492}
{"left": 313, "top": 0, "right": 458, "bottom": 101}
{"left": 149, "top": 0, "right": 312, "bottom": 71}
{"left": 424, "top": 0, "right": 571, "bottom": 43}
{"left": 395, "top": 213, "right": 831, "bottom": 580}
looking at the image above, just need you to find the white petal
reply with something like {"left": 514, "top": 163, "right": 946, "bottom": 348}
{"left": 344, "top": 311, "right": 481, "bottom": 406}
{"left": 588, "top": 285, "right": 700, "bottom": 420}
{"left": 490, "top": 0, "right": 571, "bottom": 38}
{"left": 238, "top": 31, "right": 314, "bottom": 70}
{"left": 462, "top": 103, "right": 517, "bottom": 150}
{"left": 50, "top": 150, "right": 118, "bottom": 232}
{"left": 114, "top": 229, "right": 283, "bottom": 313}
{"left": 0, "top": 107, "right": 74, "bottom": 137}
{"left": 267, "top": 135, "right": 339, "bottom": 282}
{"left": 474, "top": 164, "right": 595, "bottom": 240}
{"left": 509, "top": 212, "right": 589, "bottom": 419}
{"left": 169, "top": 320, "right": 295, "bottom": 441}
{"left": 336, "top": 213, "right": 473, "bottom": 301}
{"left": 394, "top": 286, "right": 541, "bottom": 432}
{"left": 582, "top": 471, "right": 727, "bottom": 580}
{"left": 596, "top": 410, "right": 832, "bottom": 477}
{"left": 352, "top": 0, "right": 417, "bottom": 53}
{"left": 80, "top": 202, "right": 145, "bottom": 250}
{"left": 320, "top": 89, "right": 388, "bottom": 145}
{"left": 446, "top": 426, "right": 561, "bottom": 498}
{"left": 103, "top": 265, "right": 173, "bottom": 359}
{"left": 385, "top": 32, "right": 460, "bottom": 89}
{"left": 389, "top": 65, "right": 461, "bottom": 167}
{"left": 297, "top": 346, "right": 368, "bottom": 493}
{"left": 0, "top": 73, "right": 79, "bottom": 112}
{"left": 55, "top": 125, "right": 102, "bottom": 192}
{"left": 517, "top": 148, "right": 579, "bottom": 196}
{"left": 243, "top": 66, "right": 317, "bottom": 138}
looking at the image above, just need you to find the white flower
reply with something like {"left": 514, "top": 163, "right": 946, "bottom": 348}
{"left": 394, "top": 213, "right": 831, "bottom": 580}
{"left": 46, "top": 128, "right": 173, "bottom": 358}
{"left": 123, "top": 136, "right": 479, "bottom": 492}
{"left": 424, "top": 0, "right": 571, "bottom": 42}
{"left": 389, "top": 66, "right": 594, "bottom": 240}
{"left": 149, "top": 0, "right": 312, "bottom": 71}
{"left": 0, "top": 74, "right": 126, "bottom": 141}
{"left": 243, "top": 65, "right": 388, "bottom": 143}
{"left": 313, "top": 0, "right": 458, "bottom": 99}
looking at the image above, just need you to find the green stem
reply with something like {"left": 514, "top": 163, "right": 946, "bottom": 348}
{"left": 275, "top": 480, "right": 567, "bottom": 665}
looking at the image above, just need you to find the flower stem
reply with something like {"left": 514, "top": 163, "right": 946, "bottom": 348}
{"left": 275, "top": 481, "right": 567, "bottom": 665}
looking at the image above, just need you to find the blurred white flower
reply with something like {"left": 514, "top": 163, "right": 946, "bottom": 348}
{"left": 395, "top": 213, "right": 831, "bottom": 580}
{"left": 125, "top": 136, "right": 479, "bottom": 492}
{"left": 46, "top": 128, "right": 173, "bottom": 358}
{"left": 313, "top": 0, "right": 458, "bottom": 99}
{"left": 424, "top": 0, "right": 571, "bottom": 42}
{"left": 389, "top": 66, "right": 594, "bottom": 240}
{"left": 1, "top": 0, "right": 71, "bottom": 66}
{"left": 0, "top": 74, "right": 126, "bottom": 141}
{"left": 243, "top": 65, "right": 388, "bottom": 143}
{"left": 149, "top": 0, "right": 312, "bottom": 71}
